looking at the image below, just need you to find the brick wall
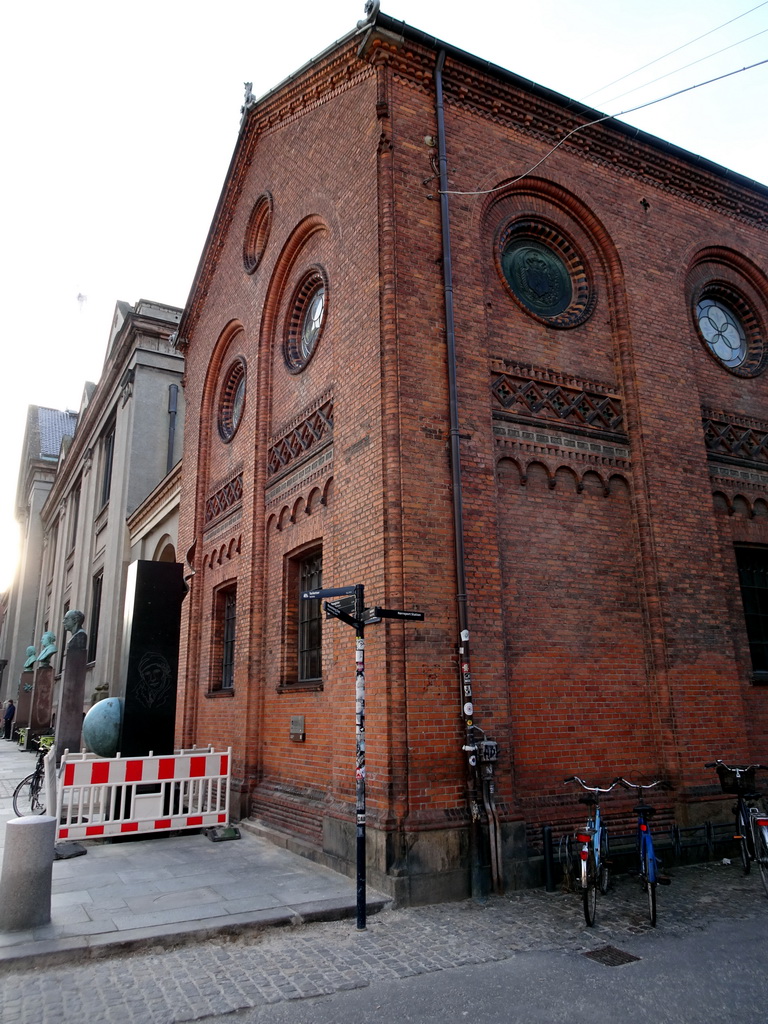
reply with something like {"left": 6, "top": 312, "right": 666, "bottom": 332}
{"left": 175, "top": 27, "right": 768, "bottom": 893}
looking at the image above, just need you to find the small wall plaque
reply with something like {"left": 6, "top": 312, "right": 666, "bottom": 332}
{"left": 290, "top": 715, "right": 305, "bottom": 742}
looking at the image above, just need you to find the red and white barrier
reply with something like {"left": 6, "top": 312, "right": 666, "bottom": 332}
{"left": 56, "top": 747, "right": 231, "bottom": 841}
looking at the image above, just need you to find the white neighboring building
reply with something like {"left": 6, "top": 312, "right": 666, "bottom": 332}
{"left": 2, "top": 299, "right": 185, "bottom": 723}
{"left": 0, "top": 407, "right": 78, "bottom": 702}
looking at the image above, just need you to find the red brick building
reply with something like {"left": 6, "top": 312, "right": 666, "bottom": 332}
{"left": 175, "top": 8, "right": 768, "bottom": 903}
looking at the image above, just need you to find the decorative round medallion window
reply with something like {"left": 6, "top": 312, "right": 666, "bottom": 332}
{"left": 693, "top": 284, "right": 765, "bottom": 377}
{"left": 218, "top": 358, "right": 247, "bottom": 442}
{"left": 242, "top": 193, "right": 273, "bottom": 275}
{"left": 284, "top": 268, "right": 328, "bottom": 373}
{"left": 496, "top": 220, "right": 595, "bottom": 328}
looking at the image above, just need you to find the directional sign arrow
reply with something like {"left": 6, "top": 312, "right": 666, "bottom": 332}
{"left": 372, "top": 608, "right": 425, "bottom": 621}
{"left": 324, "top": 601, "right": 360, "bottom": 629}
{"left": 302, "top": 586, "right": 357, "bottom": 600}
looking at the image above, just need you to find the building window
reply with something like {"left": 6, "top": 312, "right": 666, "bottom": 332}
{"left": 88, "top": 573, "right": 103, "bottom": 663}
{"left": 243, "top": 192, "right": 273, "bottom": 274}
{"left": 298, "top": 550, "right": 323, "bottom": 683}
{"left": 69, "top": 484, "right": 81, "bottom": 551}
{"left": 211, "top": 583, "right": 237, "bottom": 692}
{"left": 735, "top": 545, "right": 768, "bottom": 682}
{"left": 100, "top": 424, "right": 116, "bottom": 508}
{"left": 284, "top": 268, "right": 328, "bottom": 373}
{"left": 693, "top": 284, "right": 765, "bottom": 377}
{"left": 217, "top": 358, "right": 247, "bottom": 442}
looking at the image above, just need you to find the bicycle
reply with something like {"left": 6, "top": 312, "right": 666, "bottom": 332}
{"left": 564, "top": 776, "right": 618, "bottom": 926}
{"left": 705, "top": 760, "right": 768, "bottom": 897}
{"left": 614, "top": 777, "right": 670, "bottom": 926}
{"left": 13, "top": 739, "right": 47, "bottom": 816}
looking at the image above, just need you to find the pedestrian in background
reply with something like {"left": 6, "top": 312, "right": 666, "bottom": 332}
{"left": 3, "top": 699, "right": 15, "bottom": 739}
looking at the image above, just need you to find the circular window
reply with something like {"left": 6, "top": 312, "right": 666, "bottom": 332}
{"left": 496, "top": 220, "right": 595, "bottom": 328}
{"left": 284, "top": 268, "right": 328, "bottom": 372}
{"left": 218, "top": 358, "right": 247, "bottom": 441}
{"left": 243, "top": 193, "right": 273, "bottom": 275}
{"left": 693, "top": 284, "right": 765, "bottom": 377}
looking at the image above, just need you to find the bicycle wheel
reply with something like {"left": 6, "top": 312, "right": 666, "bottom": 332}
{"left": 560, "top": 835, "right": 575, "bottom": 891}
{"left": 643, "top": 844, "right": 657, "bottom": 926}
{"left": 598, "top": 827, "right": 610, "bottom": 895}
{"left": 13, "top": 772, "right": 46, "bottom": 816}
{"left": 583, "top": 850, "right": 597, "bottom": 927}
{"left": 738, "top": 807, "right": 751, "bottom": 874}
{"left": 755, "top": 821, "right": 768, "bottom": 899}
{"left": 646, "top": 879, "right": 657, "bottom": 926}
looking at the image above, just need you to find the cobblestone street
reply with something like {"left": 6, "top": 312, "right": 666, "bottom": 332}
{"left": 2, "top": 861, "right": 766, "bottom": 1024}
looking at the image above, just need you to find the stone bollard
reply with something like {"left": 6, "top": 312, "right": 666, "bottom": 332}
{"left": 0, "top": 815, "right": 57, "bottom": 931}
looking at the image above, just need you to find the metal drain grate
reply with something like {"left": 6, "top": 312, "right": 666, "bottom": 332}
{"left": 583, "top": 945, "right": 641, "bottom": 967}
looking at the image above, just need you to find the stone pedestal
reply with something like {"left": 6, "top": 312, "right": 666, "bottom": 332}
{"left": 0, "top": 816, "right": 56, "bottom": 931}
{"left": 54, "top": 646, "right": 88, "bottom": 759}
{"left": 119, "top": 560, "right": 185, "bottom": 757}
{"left": 30, "top": 665, "right": 55, "bottom": 733}
{"left": 15, "top": 671, "right": 34, "bottom": 728}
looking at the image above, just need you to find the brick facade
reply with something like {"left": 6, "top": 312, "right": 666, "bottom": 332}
{"left": 175, "top": 12, "right": 768, "bottom": 903}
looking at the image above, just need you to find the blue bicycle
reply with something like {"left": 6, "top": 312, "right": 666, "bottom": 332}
{"left": 615, "top": 777, "right": 670, "bottom": 926}
{"left": 564, "top": 776, "right": 618, "bottom": 926}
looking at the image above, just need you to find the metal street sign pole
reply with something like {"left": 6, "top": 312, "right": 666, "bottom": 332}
{"left": 303, "top": 584, "right": 424, "bottom": 932}
{"left": 354, "top": 583, "right": 366, "bottom": 930}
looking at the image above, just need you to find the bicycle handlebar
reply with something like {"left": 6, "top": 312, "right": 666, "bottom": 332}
{"left": 613, "top": 777, "right": 666, "bottom": 792}
{"left": 564, "top": 775, "right": 619, "bottom": 794}
{"left": 704, "top": 760, "right": 768, "bottom": 772}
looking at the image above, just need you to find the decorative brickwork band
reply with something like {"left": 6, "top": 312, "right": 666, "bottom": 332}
{"left": 491, "top": 367, "right": 623, "bottom": 434}
{"left": 703, "top": 409, "right": 768, "bottom": 467}
{"left": 205, "top": 473, "right": 244, "bottom": 524}
{"left": 268, "top": 396, "right": 334, "bottom": 477}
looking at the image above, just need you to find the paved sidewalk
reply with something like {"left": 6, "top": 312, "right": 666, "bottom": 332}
{"left": 0, "top": 740, "right": 387, "bottom": 969}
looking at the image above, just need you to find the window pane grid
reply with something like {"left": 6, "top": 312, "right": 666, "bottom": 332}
{"left": 737, "top": 548, "right": 768, "bottom": 674}
{"left": 299, "top": 553, "right": 322, "bottom": 682}
{"left": 221, "top": 589, "right": 236, "bottom": 689}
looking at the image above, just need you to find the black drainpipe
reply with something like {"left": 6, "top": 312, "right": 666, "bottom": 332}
{"left": 167, "top": 384, "right": 179, "bottom": 476}
{"left": 434, "top": 50, "right": 501, "bottom": 897}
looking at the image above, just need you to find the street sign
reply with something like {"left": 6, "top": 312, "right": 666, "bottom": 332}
{"left": 325, "top": 601, "right": 359, "bottom": 629}
{"left": 301, "top": 586, "right": 356, "bottom": 600}
{"left": 370, "top": 607, "right": 425, "bottom": 621}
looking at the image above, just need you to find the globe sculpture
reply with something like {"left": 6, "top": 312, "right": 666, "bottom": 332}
{"left": 82, "top": 698, "right": 123, "bottom": 758}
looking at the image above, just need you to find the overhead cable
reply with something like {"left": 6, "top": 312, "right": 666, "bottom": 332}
{"left": 581, "top": 0, "right": 768, "bottom": 101}
{"left": 435, "top": 58, "right": 768, "bottom": 198}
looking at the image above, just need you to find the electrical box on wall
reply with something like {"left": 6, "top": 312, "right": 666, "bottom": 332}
{"left": 290, "top": 715, "right": 305, "bottom": 742}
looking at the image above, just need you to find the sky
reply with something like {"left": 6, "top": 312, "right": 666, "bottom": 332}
{"left": 1, "top": 0, "right": 766, "bottom": 590}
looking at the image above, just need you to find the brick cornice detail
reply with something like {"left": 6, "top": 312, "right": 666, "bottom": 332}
{"left": 703, "top": 407, "right": 768, "bottom": 467}
{"left": 490, "top": 359, "right": 626, "bottom": 438}
{"left": 360, "top": 35, "right": 768, "bottom": 229}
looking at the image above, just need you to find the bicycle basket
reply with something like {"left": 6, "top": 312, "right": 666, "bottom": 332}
{"left": 716, "top": 764, "right": 755, "bottom": 794}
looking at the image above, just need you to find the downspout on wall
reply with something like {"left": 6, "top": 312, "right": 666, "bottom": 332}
{"left": 434, "top": 50, "right": 503, "bottom": 895}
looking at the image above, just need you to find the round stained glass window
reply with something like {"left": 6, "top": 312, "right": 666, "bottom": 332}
{"left": 243, "top": 193, "right": 272, "bottom": 275}
{"left": 693, "top": 284, "right": 766, "bottom": 377}
{"left": 696, "top": 298, "right": 747, "bottom": 369}
{"left": 218, "top": 358, "right": 247, "bottom": 442}
{"left": 301, "top": 286, "right": 324, "bottom": 360}
{"left": 284, "top": 268, "right": 328, "bottom": 373}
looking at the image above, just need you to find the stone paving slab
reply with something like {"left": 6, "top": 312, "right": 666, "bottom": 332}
{"left": 0, "top": 740, "right": 386, "bottom": 970}
{"left": 1, "top": 859, "right": 766, "bottom": 1024}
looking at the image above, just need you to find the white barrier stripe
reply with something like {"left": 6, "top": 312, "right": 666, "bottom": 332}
{"left": 57, "top": 811, "right": 227, "bottom": 840}
{"left": 56, "top": 748, "right": 231, "bottom": 841}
